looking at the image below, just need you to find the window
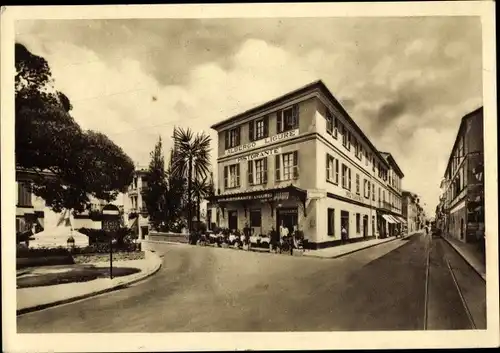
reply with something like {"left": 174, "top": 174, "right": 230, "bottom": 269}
{"left": 224, "top": 163, "right": 240, "bottom": 188}
{"left": 326, "top": 110, "right": 333, "bottom": 134}
{"left": 365, "top": 180, "right": 371, "bottom": 199}
{"left": 326, "top": 154, "right": 338, "bottom": 184}
{"left": 341, "top": 164, "right": 348, "bottom": 189}
{"left": 348, "top": 168, "right": 352, "bottom": 190}
{"left": 327, "top": 208, "right": 335, "bottom": 236}
{"left": 372, "top": 156, "right": 376, "bottom": 172}
{"left": 17, "top": 181, "right": 32, "bottom": 207}
{"left": 356, "top": 174, "right": 361, "bottom": 194}
{"left": 276, "top": 151, "right": 298, "bottom": 181}
{"left": 342, "top": 124, "right": 349, "bottom": 149}
{"left": 225, "top": 126, "right": 241, "bottom": 149}
{"left": 248, "top": 158, "right": 268, "bottom": 185}
{"left": 249, "top": 116, "right": 269, "bottom": 141}
{"left": 383, "top": 190, "right": 386, "bottom": 202}
{"left": 277, "top": 105, "right": 299, "bottom": 133}
{"left": 333, "top": 115, "right": 339, "bottom": 138}
{"left": 347, "top": 130, "right": 352, "bottom": 150}
{"left": 372, "top": 182, "right": 375, "bottom": 201}
{"left": 378, "top": 187, "right": 381, "bottom": 202}
{"left": 356, "top": 213, "right": 361, "bottom": 233}
{"left": 365, "top": 150, "right": 369, "bottom": 166}
{"left": 354, "top": 138, "right": 360, "bottom": 159}
{"left": 250, "top": 209, "right": 262, "bottom": 228}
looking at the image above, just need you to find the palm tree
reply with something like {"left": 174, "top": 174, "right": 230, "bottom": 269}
{"left": 171, "top": 126, "right": 211, "bottom": 232}
{"left": 192, "top": 175, "right": 214, "bottom": 223}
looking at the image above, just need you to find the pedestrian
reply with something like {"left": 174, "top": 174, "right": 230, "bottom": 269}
{"left": 341, "top": 225, "right": 348, "bottom": 244}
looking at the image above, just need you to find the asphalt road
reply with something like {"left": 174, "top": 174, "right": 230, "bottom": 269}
{"left": 17, "top": 232, "right": 486, "bottom": 332}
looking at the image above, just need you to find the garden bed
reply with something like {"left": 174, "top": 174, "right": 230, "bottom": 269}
{"left": 73, "top": 251, "right": 145, "bottom": 264}
{"left": 17, "top": 265, "right": 141, "bottom": 288}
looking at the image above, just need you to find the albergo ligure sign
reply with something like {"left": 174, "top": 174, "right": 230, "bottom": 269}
{"left": 224, "top": 129, "right": 299, "bottom": 157}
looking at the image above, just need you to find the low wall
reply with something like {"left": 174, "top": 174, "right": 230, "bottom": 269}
{"left": 73, "top": 251, "right": 145, "bottom": 264}
{"left": 147, "top": 232, "right": 189, "bottom": 244}
{"left": 17, "top": 256, "right": 74, "bottom": 269}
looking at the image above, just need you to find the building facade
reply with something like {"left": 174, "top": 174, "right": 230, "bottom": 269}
{"left": 207, "top": 80, "right": 406, "bottom": 249}
{"left": 15, "top": 167, "right": 121, "bottom": 235}
{"left": 123, "top": 167, "right": 150, "bottom": 238}
{"left": 402, "top": 191, "right": 419, "bottom": 233}
{"left": 440, "top": 107, "right": 484, "bottom": 243}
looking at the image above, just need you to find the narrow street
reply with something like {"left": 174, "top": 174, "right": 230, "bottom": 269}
{"left": 17, "top": 232, "right": 485, "bottom": 332}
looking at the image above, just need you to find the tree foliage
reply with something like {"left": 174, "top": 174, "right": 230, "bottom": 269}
{"left": 144, "top": 137, "right": 168, "bottom": 230}
{"left": 171, "top": 127, "right": 212, "bottom": 231}
{"left": 15, "top": 43, "right": 134, "bottom": 213}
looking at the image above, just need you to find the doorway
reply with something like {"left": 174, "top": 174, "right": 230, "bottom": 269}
{"left": 276, "top": 208, "right": 298, "bottom": 236}
{"left": 363, "top": 215, "right": 368, "bottom": 238}
{"left": 228, "top": 210, "right": 238, "bottom": 231}
{"left": 341, "top": 210, "right": 349, "bottom": 240}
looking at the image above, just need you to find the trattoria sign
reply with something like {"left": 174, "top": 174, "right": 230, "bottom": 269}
{"left": 218, "top": 192, "right": 290, "bottom": 203}
{"left": 345, "top": 191, "right": 363, "bottom": 203}
{"left": 237, "top": 148, "right": 281, "bottom": 162}
{"left": 224, "top": 129, "right": 299, "bottom": 156}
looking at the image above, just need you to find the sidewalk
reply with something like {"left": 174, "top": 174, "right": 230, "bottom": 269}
{"left": 440, "top": 234, "right": 486, "bottom": 281}
{"left": 304, "top": 236, "right": 399, "bottom": 259}
{"left": 17, "top": 250, "right": 162, "bottom": 315}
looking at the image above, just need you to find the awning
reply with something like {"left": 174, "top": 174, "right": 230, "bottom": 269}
{"left": 382, "top": 214, "right": 396, "bottom": 224}
{"left": 389, "top": 215, "right": 401, "bottom": 223}
{"left": 397, "top": 216, "right": 408, "bottom": 224}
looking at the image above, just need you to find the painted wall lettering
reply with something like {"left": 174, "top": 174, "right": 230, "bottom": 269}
{"left": 224, "top": 129, "right": 299, "bottom": 156}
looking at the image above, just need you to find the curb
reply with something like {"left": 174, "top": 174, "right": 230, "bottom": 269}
{"left": 439, "top": 235, "right": 486, "bottom": 281}
{"left": 304, "top": 234, "right": 419, "bottom": 260}
{"left": 16, "top": 251, "right": 163, "bottom": 316}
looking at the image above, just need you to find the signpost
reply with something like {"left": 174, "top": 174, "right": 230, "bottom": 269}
{"left": 102, "top": 204, "right": 121, "bottom": 279}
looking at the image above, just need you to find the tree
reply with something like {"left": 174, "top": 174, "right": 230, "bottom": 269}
{"left": 171, "top": 127, "right": 212, "bottom": 232}
{"left": 15, "top": 43, "right": 135, "bottom": 213}
{"left": 144, "top": 136, "right": 168, "bottom": 230}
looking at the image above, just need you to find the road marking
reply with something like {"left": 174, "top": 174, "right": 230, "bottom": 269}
{"left": 443, "top": 246, "right": 477, "bottom": 329}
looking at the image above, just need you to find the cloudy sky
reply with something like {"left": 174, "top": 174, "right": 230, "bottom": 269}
{"left": 15, "top": 16, "right": 483, "bottom": 216}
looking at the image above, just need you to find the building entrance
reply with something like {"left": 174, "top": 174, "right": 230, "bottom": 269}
{"left": 228, "top": 210, "right": 238, "bottom": 231}
{"left": 341, "top": 210, "right": 349, "bottom": 240}
{"left": 276, "top": 208, "right": 298, "bottom": 236}
{"left": 363, "top": 215, "right": 368, "bottom": 238}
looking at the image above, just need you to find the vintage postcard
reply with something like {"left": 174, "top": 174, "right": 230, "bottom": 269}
{"left": 1, "top": 2, "right": 498, "bottom": 352}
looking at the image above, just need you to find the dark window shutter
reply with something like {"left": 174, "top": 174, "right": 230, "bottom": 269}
{"left": 327, "top": 209, "right": 333, "bottom": 236}
{"left": 293, "top": 151, "right": 299, "bottom": 179}
{"left": 248, "top": 160, "right": 253, "bottom": 185}
{"left": 263, "top": 115, "right": 269, "bottom": 137}
{"left": 348, "top": 168, "right": 352, "bottom": 190}
{"left": 249, "top": 121, "right": 254, "bottom": 142}
{"left": 236, "top": 164, "right": 240, "bottom": 186}
{"left": 236, "top": 127, "right": 241, "bottom": 146}
{"left": 275, "top": 154, "right": 281, "bottom": 181}
{"left": 263, "top": 157, "right": 268, "bottom": 183}
{"left": 224, "top": 166, "right": 228, "bottom": 188}
{"left": 225, "top": 131, "right": 229, "bottom": 149}
{"left": 277, "top": 111, "right": 283, "bottom": 133}
{"left": 293, "top": 104, "right": 299, "bottom": 127}
{"left": 326, "top": 153, "right": 330, "bottom": 180}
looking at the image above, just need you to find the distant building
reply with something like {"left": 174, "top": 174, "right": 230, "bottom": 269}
{"left": 402, "top": 191, "right": 419, "bottom": 233}
{"left": 123, "top": 166, "right": 150, "bottom": 238}
{"left": 15, "top": 167, "right": 118, "bottom": 235}
{"left": 207, "top": 80, "right": 406, "bottom": 249}
{"left": 440, "top": 107, "right": 484, "bottom": 243}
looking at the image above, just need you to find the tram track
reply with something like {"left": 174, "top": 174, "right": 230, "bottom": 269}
{"left": 423, "top": 233, "right": 482, "bottom": 330}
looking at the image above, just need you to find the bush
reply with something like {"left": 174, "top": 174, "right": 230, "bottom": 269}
{"left": 17, "top": 245, "right": 71, "bottom": 258}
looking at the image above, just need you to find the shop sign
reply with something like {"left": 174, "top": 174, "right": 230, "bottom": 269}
{"left": 224, "top": 129, "right": 299, "bottom": 156}
{"left": 278, "top": 208, "right": 298, "bottom": 215}
{"left": 237, "top": 147, "right": 281, "bottom": 162}
{"left": 345, "top": 191, "right": 363, "bottom": 203}
{"left": 218, "top": 191, "right": 290, "bottom": 203}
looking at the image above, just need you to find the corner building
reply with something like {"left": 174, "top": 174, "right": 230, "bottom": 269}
{"left": 208, "top": 80, "right": 405, "bottom": 249}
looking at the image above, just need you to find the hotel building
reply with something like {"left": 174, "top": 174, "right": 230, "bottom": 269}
{"left": 207, "top": 80, "right": 406, "bottom": 249}
{"left": 440, "top": 107, "right": 484, "bottom": 243}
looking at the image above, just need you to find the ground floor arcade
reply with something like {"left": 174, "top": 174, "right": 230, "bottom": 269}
{"left": 207, "top": 185, "right": 407, "bottom": 249}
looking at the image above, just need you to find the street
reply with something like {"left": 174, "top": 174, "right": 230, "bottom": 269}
{"left": 17, "top": 232, "right": 486, "bottom": 332}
